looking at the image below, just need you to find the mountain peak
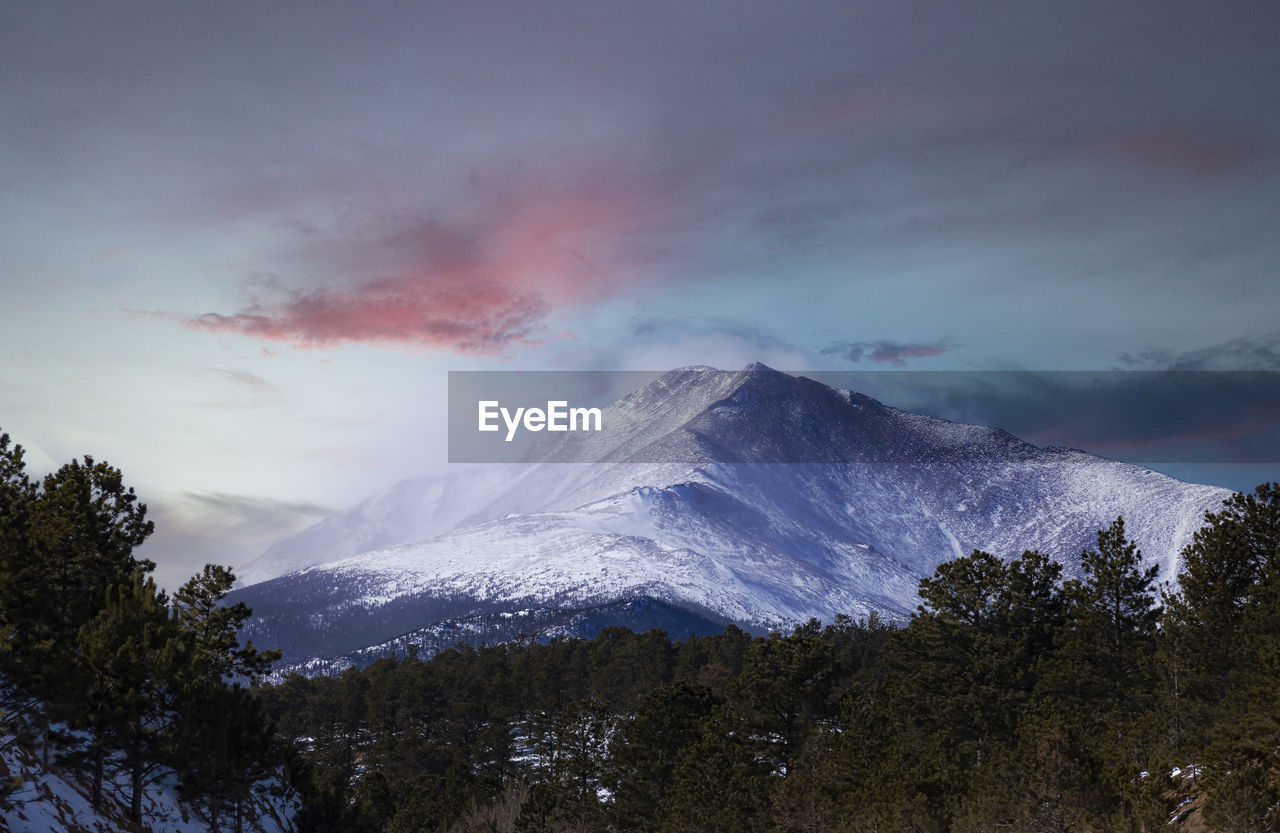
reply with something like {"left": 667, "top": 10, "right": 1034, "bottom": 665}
{"left": 233, "top": 363, "right": 1231, "bottom": 669}
{"left": 567, "top": 364, "right": 1011, "bottom": 465}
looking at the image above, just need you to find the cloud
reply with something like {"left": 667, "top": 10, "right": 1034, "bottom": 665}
{"left": 808, "top": 369, "right": 1280, "bottom": 466}
{"left": 194, "top": 367, "right": 284, "bottom": 409}
{"left": 139, "top": 491, "right": 332, "bottom": 592}
{"left": 631, "top": 317, "right": 802, "bottom": 353}
{"left": 823, "top": 340, "right": 951, "bottom": 366}
{"left": 773, "top": 89, "right": 905, "bottom": 137}
{"left": 1007, "top": 372, "right": 1280, "bottom": 465}
{"left": 186, "top": 284, "right": 550, "bottom": 354}
{"left": 157, "top": 161, "right": 665, "bottom": 354}
{"left": 1118, "top": 336, "right": 1280, "bottom": 371}
{"left": 578, "top": 317, "right": 823, "bottom": 373}
{"left": 84, "top": 2, "right": 1280, "bottom": 371}
{"left": 168, "top": 491, "right": 331, "bottom": 533}
{"left": 1081, "top": 124, "right": 1262, "bottom": 177}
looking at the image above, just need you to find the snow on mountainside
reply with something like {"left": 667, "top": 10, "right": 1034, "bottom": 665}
{"left": 233, "top": 364, "right": 1232, "bottom": 670}
{"left": 236, "top": 467, "right": 520, "bottom": 586}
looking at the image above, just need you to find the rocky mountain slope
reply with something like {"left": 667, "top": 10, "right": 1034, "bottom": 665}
{"left": 233, "top": 364, "right": 1230, "bottom": 670}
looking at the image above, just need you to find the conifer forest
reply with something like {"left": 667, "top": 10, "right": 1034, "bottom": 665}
{"left": 2, "top": 431, "right": 1278, "bottom": 832}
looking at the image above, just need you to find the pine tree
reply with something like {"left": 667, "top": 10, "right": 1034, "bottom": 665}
{"left": 0, "top": 432, "right": 37, "bottom": 736}
{"left": 659, "top": 710, "right": 772, "bottom": 833}
{"left": 75, "top": 568, "right": 184, "bottom": 821}
{"left": 988, "top": 520, "right": 1162, "bottom": 830}
{"left": 1164, "top": 484, "right": 1280, "bottom": 714}
{"left": 0, "top": 619, "right": 18, "bottom": 805}
{"left": 730, "top": 619, "right": 835, "bottom": 776}
{"left": 608, "top": 681, "right": 719, "bottom": 832}
{"left": 1, "top": 447, "right": 158, "bottom": 774}
{"left": 29, "top": 456, "right": 155, "bottom": 639}
{"left": 22, "top": 455, "right": 156, "bottom": 760}
{"left": 1071, "top": 517, "right": 1161, "bottom": 719}
{"left": 537, "top": 697, "right": 612, "bottom": 828}
{"left": 910, "top": 550, "right": 1063, "bottom": 767}
{"left": 167, "top": 564, "right": 283, "bottom": 830}
{"left": 0, "top": 432, "right": 35, "bottom": 607}
{"left": 179, "top": 683, "right": 280, "bottom": 833}
{"left": 172, "top": 564, "right": 279, "bottom": 684}
{"left": 852, "top": 549, "right": 1067, "bottom": 830}
{"left": 1163, "top": 484, "right": 1280, "bottom": 826}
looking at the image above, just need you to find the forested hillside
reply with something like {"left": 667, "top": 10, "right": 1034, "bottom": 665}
{"left": 263, "top": 487, "right": 1280, "bottom": 833}
{"left": 0, "top": 433, "right": 296, "bottom": 831}
{"left": 3, "top": 428, "right": 1277, "bottom": 832}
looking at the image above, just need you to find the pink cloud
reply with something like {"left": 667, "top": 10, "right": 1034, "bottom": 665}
{"left": 168, "top": 167, "right": 661, "bottom": 354}
{"left": 187, "top": 274, "right": 551, "bottom": 353}
{"left": 1082, "top": 124, "right": 1259, "bottom": 177}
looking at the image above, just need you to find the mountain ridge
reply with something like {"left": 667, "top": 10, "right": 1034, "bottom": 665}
{"left": 233, "top": 364, "right": 1231, "bottom": 670}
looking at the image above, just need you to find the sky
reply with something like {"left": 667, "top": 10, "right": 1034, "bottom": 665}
{"left": 2, "top": 0, "right": 1278, "bottom": 590}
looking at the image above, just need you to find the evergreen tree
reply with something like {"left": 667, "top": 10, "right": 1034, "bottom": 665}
{"left": 0, "top": 436, "right": 296, "bottom": 829}
{"left": 22, "top": 455, "right": 156, "bottom": 759}
{"left": 536, "top": 698, "right": 611, "bottom": 828}
{"left": 0, "top": 432, "right": 35, "bottom": 612}
{"left": 1164, "top": 484, "right": 1280, "bottom": 719}
{"left": 1163, "top": 484, "right": 1280, "bottom": 825}
{"left": 0, "top": 619, "right": 18, "bottom": 805}
{"left": 608, "top": 681, "right": 719, "bottom": 832}
{"left": 173, "top": 564, "right": 279, "bottom": 684}
{"left": 947, "top": 523, "right": 1161, "bottom": 831}
{"left": 1198, "top": 698, "right": 1280, "bottom": 833}
{"left": 1070, "top": 517, "right": 1161, "bottom": 718}
{"left": 767, "top": 726, "right": 846, "bottom": 833}
{"left": 29, "top": 456, "right": 155, "bottom": 640}
{"left": 75, "top": 568, "right": 184, "bottom": 821}
{"left": 169, "top": 564, "right": 282, "bottom": 830}
{"left": 730, "top": 619, "right": 835, "bottom": 775}
{"left": 659, "top": 710, "right": 772, "bottom": 833}
{"left": 0, "top": 432, "right": 37, "bottom": 736}
{"left": 911, "top": 551, "right": 1061, "bottom": 768}
{"left": 843, "top": 549, "right": 1067, "bottom": 831}
{"left": 351, "top": 769, "right": 396, "bottom": 832}
{"left": 177, "top": 683, "right": 278, "bottom": 833}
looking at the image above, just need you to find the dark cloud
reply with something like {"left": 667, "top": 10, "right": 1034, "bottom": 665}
{"left": 63, "top": 0, "right": 1277, "bottom": 360}
{"left": 805, "top": 369, "right": 1280, "bottom": 466}
{"left": 823, "top": 340, "right": 951, "bottom": 366}
{"left": 1118, "top": 336, "right": 1280, "bottom": 371}
{"left": 631, "top": 318, "right": 803, "bottom": 353}
{"left": 8, "top": 1, "right": 1280, "bottom": 378}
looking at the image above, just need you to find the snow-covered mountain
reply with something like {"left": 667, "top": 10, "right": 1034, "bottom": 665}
{"left": 233, "top": 364, "right": 1231, "bottom": 670}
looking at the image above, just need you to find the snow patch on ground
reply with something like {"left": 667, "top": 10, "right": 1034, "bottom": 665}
{"left": 1, "top": 737, "right": 299, "bottom": 833}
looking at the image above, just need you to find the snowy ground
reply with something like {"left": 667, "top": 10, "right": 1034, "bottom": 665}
{"left": 1, "top": 736, "right": 299, "bottom": 833}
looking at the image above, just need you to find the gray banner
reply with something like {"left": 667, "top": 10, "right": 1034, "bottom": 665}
{"left": 447, "top": 368, "right": 1280, "bottom": 465}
